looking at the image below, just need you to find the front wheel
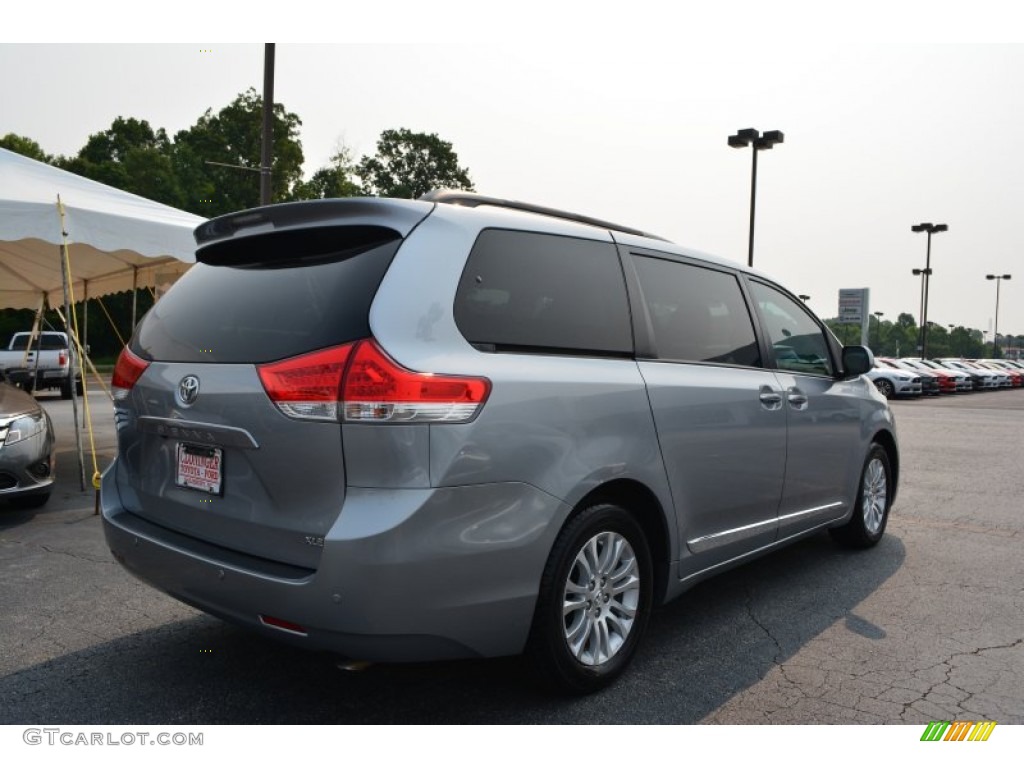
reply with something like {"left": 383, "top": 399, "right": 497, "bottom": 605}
{"left": 527, "top": 503, "right": 653, "bottom": 694}
{"left": 830, "top": 444, "right": 892, "bottom": 548}
{"left": 874, "top": 379, "right": 895, "bottom": 399}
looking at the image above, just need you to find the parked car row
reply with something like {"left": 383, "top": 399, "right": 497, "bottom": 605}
{"left": 866, "top": 356, "right": 1024, "bottom": 398}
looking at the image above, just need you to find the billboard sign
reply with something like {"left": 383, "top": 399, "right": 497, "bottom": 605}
{"left": 838, "top": 288, "right": 869, "bottom": 324}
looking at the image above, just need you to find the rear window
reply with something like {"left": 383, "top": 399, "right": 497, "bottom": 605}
{"left": 632, "top": 255, "right": 761, "bottom": 367}
{"left": 8, "top": 334, "right": 67, "bottom": 351}
{"left": 454, "top": 229, "right": 633, "bottom": 355}
{"left": 133, "top": 236, "right": 401, "bottom": 364}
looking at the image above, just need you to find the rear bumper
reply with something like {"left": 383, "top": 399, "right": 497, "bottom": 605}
{"left": 101, "top": 460, "right": 568, "bottom": 662}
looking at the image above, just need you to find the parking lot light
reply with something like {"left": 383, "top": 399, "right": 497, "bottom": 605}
{"left": 985, "top": 273, "right": 1012, "bottom": 358}
{"left": 729, "top": 128, "right": 784, "bottom": 268}
{"left": 911, "top": 223, "right": 947, "bottom": 358}
{"left": 873, "top": 311, "right": 884, "bottom": 349}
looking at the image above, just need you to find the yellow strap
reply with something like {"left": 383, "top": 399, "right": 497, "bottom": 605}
{"left": 96, "top": 296, "right": 127, "bottom": 348}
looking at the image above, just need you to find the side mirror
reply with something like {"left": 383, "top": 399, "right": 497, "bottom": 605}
{"left": 842, "top": 345, "right": 875, "bottom": 377}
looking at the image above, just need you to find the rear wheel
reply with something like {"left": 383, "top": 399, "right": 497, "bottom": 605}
{"left": 60, "top": 377, "right": 73, "bottom": 399}
{"left": 830, "top": 444, "right": 892, "bottom": 548}
{"left": 527, "top": 503, "right": 653, "bottom": 694}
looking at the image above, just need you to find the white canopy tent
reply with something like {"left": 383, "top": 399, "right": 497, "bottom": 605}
{"left": 0, "top": 147, "right": 203, "bottom": 312}
{"left": 0, "top": 147, "right": 205, "bottom": 493}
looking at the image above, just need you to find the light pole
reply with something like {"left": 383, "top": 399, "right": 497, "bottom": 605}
{"left": 729, "top": 128, "right": 784, "bottom": 268}
{"left": 911, "top": 267, "right": 931, "bottom": 350}
{"left": 911, "top": 222, "right": 948, "bottom": 359}
{"left": 985, "top": 273, "right": 1012, "bottom": 358}
{"left": 873, "top": 311, "right": 884, "bottom": 350}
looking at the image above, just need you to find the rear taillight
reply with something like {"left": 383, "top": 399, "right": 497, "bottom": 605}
{"left": 342, "top": 340, "right": 490, "bottom": 423}
{"left": 112, "top": 347, "right": 150, "bottom": 401}
{"left": 58, "top": 351, "right": 67, "bottom": 366}
{"left": 257, "top": 344, "right": 355, "bottom": 421}
{"left": 258, "top": 339, "right": 490, "bottom": 424}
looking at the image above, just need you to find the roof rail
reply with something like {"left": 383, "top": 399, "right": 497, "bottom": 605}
{"left": 419, "top": 189, "right": 669, "bottom": 242}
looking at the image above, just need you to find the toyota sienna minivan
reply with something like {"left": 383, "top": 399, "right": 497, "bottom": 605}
{"left": 102, "top": 191, "right": 898, "bottom": 692}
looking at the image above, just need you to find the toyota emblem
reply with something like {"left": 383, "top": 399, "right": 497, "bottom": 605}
{"left": 178, "top": 375, "right": 201, "bottom": 406}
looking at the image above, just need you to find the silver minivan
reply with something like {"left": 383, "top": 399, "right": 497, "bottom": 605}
{"left": 102, "top": 192, "right": 898, "bottom": 692}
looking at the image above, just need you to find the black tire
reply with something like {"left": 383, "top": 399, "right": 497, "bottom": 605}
{"left": 874, "top": 379, "right": 895, "bottom": 399}
{"left": 830, "top": 444, "right": 892, "bottom": 549}
{"left": 60, "top": 377, "right": 72, "bottom": 399}
{"left": 9, "top": 491, "right": 51, "bottom": 510}
{"left": 527, "top": 503, "right": 653, "bottom": 694}
{"left": 75, "top": 378, "right": 84, "bottom": 396}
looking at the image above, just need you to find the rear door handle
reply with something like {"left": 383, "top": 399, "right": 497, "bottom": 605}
{"left": 787, "top": 387, "right": 808, "bottom": 410}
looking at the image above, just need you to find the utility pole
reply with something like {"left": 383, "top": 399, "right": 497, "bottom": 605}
{"left": 260, "top": 43, "right": 275, "bottom": 206}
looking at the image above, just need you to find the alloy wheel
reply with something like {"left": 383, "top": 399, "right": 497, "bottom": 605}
{"left": 562, "top": 531, "right": 641, "bottom": 666}
{"left": 861, "top": 457, "right": 888, "bottom": 535}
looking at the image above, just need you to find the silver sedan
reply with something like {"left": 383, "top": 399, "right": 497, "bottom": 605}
{"left": 0, "top": 380, "right": 55, "bottom": 509}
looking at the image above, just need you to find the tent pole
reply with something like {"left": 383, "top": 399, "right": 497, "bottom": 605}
{"left": 26, "top": 297, "right": 45, "bottom": 387}
{"left": 60, "top": 240, "right": 87, "bottom": 492}
{"left": 131, "top": 266, "right": 138, "bottom": 331}
{"left": 83, "top": 279, "right": 89, "bottom": 360}
{"left": 57, "top": 195, "right": 86, "bottom": 492}
{"left": 82, "top": 280, "right": 88, "bottom": 429}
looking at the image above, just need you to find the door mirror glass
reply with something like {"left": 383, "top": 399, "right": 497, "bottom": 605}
{"left": 843, "top": 345, "right": 874, "bottom": 376}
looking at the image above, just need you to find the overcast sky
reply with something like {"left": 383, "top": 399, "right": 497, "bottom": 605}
{"left": 4, "top": 10, "right": 1024, "bottom": 338}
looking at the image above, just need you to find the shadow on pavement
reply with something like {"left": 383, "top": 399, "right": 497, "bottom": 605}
{"left": 0, "top": 531, "right": 905, "bottom": 724}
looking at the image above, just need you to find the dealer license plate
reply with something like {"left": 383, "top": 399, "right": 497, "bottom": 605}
{"left": 175, "top": 443, "right": 223, "bottom": 495}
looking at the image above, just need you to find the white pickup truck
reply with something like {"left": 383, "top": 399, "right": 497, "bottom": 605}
{"left": 0, "top": 331, "right": 83, "bottom": 399}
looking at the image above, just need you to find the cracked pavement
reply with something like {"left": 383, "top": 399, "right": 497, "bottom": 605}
{"left": 1, "top": 390, "right": 1021, "bottom": 724}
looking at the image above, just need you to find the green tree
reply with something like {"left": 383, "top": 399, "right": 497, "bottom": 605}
{"left": 172, "top": 88, "right": 304, "bottom": 216}
{"left": 923, "top": 322, "right": 951, "bottom": 358}
{"left": 0, "top": 133, "right": 52, "bottom": 162}
{"left": 357, "top": 128, "right": 474, "bottom": 199}
{"left": 890, "top": 313, "right": 919, "bottom": 357}
{"left": 58, "top": 118, "right": 185, "bottom": 209}
{"left": 290, "top": 146, "right": 362, "bottom": 200}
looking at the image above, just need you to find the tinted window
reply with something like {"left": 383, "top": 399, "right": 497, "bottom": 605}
{"left": 455, "top": 230, "right": 632, "bottom": 355}
{"left": 134, "top": 237, "right": 401, "bottom": 364}
{"left": 750, "top": 281, "right": 833, "bottom": 377}
{"left": 8, "top": 334, "right": 67, "bottom": 351}
{"left": 633, "top": 255, "right": 760, "bottom": 367}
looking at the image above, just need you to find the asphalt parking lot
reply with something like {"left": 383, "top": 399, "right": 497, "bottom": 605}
{"left": 1, "top": 388, "right": 1022, "bottom": 724}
